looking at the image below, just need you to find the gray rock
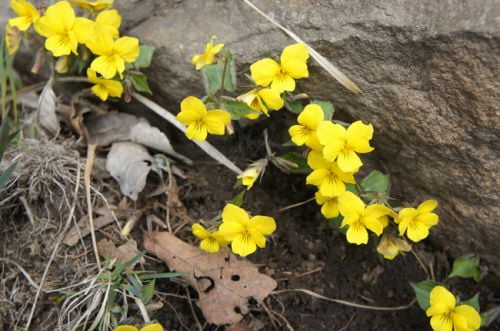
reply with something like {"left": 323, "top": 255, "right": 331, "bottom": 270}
{"left": 127, "top": 0, "right": 500, "bottom": 273}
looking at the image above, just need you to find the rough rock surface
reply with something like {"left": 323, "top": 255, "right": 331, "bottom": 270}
{"left": 126, "top": 0, "right": 500, "bottom": 273}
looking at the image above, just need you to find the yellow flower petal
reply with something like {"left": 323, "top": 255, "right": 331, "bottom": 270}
{"left": 337, "top": 149, "right": 363, "bottom": 173}
{"left": 407, "top": 221, "right": 430, "bottom": 242}
{"left": 307, "top": 151, "right": 330, "bottom": 170}
{"left": 280, "top": 43, "right": 309, "bottom": 66}
{"left": 306, "top": 168, "right": 329, "bottom": 186}
{"left": 91, "top": 84, "right": 109, "bottom": 101}
{"left": 231, "top": 233, "right": 257, "bottom": 257}
{"left": 8, "top": 16, "right": 32, "bottom": 31}
{"left": 178, "top": 96, "right": 206, "bottom": 125}
{"left": 205, "top": 109, "right": 231, "bottom": 135}
{"left": 5, "top": 24, "right": 22, "bottom": 55}
{"left": 346, "top": 223, "right": 369, "bottom": 245}
{"left": 321, "top": 200, "right": 340, "bottom": 219}
{"left": 114, "top": 326, "right": 139, "bottom": 331}
{"left": 319, "top": 174, "right": 345, "bottom": 197}
{"left": 250, "top": 58, "right": 280, "bottom": 87}
{"left": 192, "top": 223, "right": 209, "bottom": 240}
{"left": 101, "top": 79, "right": 123, "bottom": 98}
{"left": 454, "top": 305, "right": 481, "bottom": 330}
{"left": 91, "top": 54, "right": 119, "bottom": 79}
{"left": 222, "top": 204, "right": 250, "bottom": 226}
{"left": 426, "top": 302, "right": 450, "bottom": 317}
{"left": 249, "top": 216, "right": 276, "bottom": 235}
{"left": 415, "top": 213, "right": 439, "bottom": 227}
{"left": 114, "top": 36, "right": 140, "bottom": 62}
{"left": 346, "top": 120, "right": 373, "bottom": 141}
{"left": 399, "top": 207, "right": 417, "bottom": 219}
{"left": 218, "top": 221, "right": 245, "bottom": 241}
{"left": 96, "top": 9, "right": 121, "bottom": 35}
{"left": 298, "top": 104, "right": 323, "bottom": 129}
{"left": 281, "top": 60, "right": 309, "bottom": 79}
{"left": 289, "top": 125, "right": 311, "bottom": 146}
{"left": 45, "top": 32, "right": 78, "bottom": 56}
{"left": 185, "top": 123, "right": 208, "bottom": 141}
{"left": 316, "top": 121, "right": 346, "bottom": 146}
{"left": 257, "top": 88, "right": 284, "bottom": 111}
{"left": 365, "top": 204, "right": 391, "bottom": 219}
{"left": 429, "top": 286, "right": 456, "bottom": 310}
{"left": 200, "top": 237, "right": 220, "bottom": 253}
{"left": 361, "top": 216, "right": 383, "bottom": 236}
{"left": 248, "top": 228, "right": 266, "bottom": 248}
{"left": 74, "top": 17, "right": 95, "bottom": 44}
{"left": 338, "top": 191, "right": 365, "bottom": 216}
{"left": 270, "top": 73, "right": 295, "bottom": 93}
{"left": 417, "top": 200, "right": 438, "bottom": 213}
{"left": 429, "top": 314, "right": 453, "bottom": 331}
{"left": 140, "top": 323, "right": 164, "bottom": 331}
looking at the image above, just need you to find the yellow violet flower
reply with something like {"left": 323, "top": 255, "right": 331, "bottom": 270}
{"left": 288, "top": 103, "right": 324, "bottom": 150}
{"left": 397, "top": 200, "right": 439, "bottom": 242}
{"left": 250, "top": 43, "right": 309, "bottom": 93}
{"left": 237, "top": 88, "right": 284, "bottom": 119}
{"left": 218, "top": 204, "right": 276, "bottom": 257}
{"left": 35, "top": 1, "right": 91, "bottom": 57}
{"left": 91, "top": 9, "right": 122, "bottom": 39}
{"left": 71, "top": 0, "right": 114, "bottom": 11}
{"left": 376, "top": 234, "right": 412, "bottom": 260}
{"left": 316, "top": 120, "right": 374, "bottom": 173}
{"left": 5, "top": 24, "right": 22, "bottom": 55}
{"left": 176, "top": 96, "right": 231, "bottom": 141}
{"left": 87, "top": 31, "right": 140, "bottom": 79}
{"left": 315, "top": 191, "right": 357, "bottom": 219}
{"left": 306, "top": 151, "right": 356, "bottom": 197}
{"left": 192, "top": 223, "right": 229, "bottom": 253}
{"left": 237, "top": 159, "right": 267, "bottom": 190}
{"left": 87, "top": 69, "right": 123, "bottom": 101}
{"left": 426, "top": 286, "right": 481, "bottom": 331}
{"left": 9, "top": 0, "right": 40, "bottom": 31}
{"left": 113, "top": 323, "right": 164, "bottom": 331}
{"left": 338, "top": 191, "right": 391, "bottom": 245}
{"left": 192, "top": 35, "right": 224, "bottom": 70}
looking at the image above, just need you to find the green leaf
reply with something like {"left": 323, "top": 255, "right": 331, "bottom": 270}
{"left": 114, "top": 251, "right": 146, "bottom": 275}
{"left": 110, "top": 304, "right": 123, "bottom": 314}
{"left": 284, "top": 99, "right": 303, "bottom": 114}
{"left": 278, "top": 153, "right": 310, "bottom": 174}
{"left": 134, "top": 45, "right": 155, "bottom": 68}
{"left": 233, "top": 178, "right": 243, "bottom": 189}
{"left": 449, "top": 255, "right": 481, "bottom": 282}
{"left": 311, "top": 100, "right": 335, "bottom": 120}
{"left": 201, "top": 64, "right": 222, "bottom": 96}
{"left": 142, "top": 280, "right": 155, "bottom": 303}
{"left": 129, "top": 73, "right": 152, "bottom": 95}
{"left": 481, "top": 306, "right": 500, "bottom": 327}
{"left": 462, "top": 293, "right": 480, "bottom": 312}
{"left": 328, "top": 216, "right": 347, "bottom": 234}
{"left": 410, "top": 280, "right": 438, "bottom": 310}
{"left": 220, "top": 97, "right": 259, "bottom": 120}
{"left": 137, "top": 272, "right": 180, "bottom": 281}
{"left": 361, "top": 171, "right": 390, "bottom": 194}
{"left": 230, "top": 190, "right": 246, "bottom": 207}
{"left": 0, "top": 116, "right": 12, "bottom": 160}
{"left": 345, "top": 183, "right": 359, "bottom": 195}
{"left": 220, "top": 48, "right": 236, "bottom": 92}
{"left": 0, "top": 161, "right": 16, "bottom": 190}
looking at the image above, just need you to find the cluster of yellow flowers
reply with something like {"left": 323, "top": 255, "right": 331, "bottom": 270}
{"left": 176, "top": 41, "right": 309, "bottom": 142}
{"left": 192, "top": 203, "right": 276, "bottom": 257}
{"left": 289, "top": 102, "right": 439, "bottom": 254}
{"left": 114, "top": 323, "right": 163, "bottom": 331}
{"left": 6, "top": 0, "right": 141, "bottom": 101}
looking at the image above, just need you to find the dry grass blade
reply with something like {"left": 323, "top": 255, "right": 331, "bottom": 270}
{"left": 133, "top": 93, "right": 242, "bottom": 174}
{"left": 242, "top": 0, "right": 362, "bottom": 94}
{"left": 85, "top": 143, "right": 101, "bottom": 271}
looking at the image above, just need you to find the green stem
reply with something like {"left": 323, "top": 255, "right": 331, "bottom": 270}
{"left": 219, "top": 55, "right": 229, "bottom": 92}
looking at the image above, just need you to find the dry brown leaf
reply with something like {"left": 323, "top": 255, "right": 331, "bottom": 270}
{"left": 63, "top": 207, "right": 115, "bottom": 246}
{"left": 97, "top": 239, "right": 144, "bottom": 271}
{"left": 144, "top": 232, "right": 277, "bottom": 325}
{"left": 84, "top": 113, "right": 192, "bottom": 164}
{"left": 106, "top": 142, "right": 155, "bottom": 201}
{"left": 37, "top": 79, "right": 60, "bottom": 133}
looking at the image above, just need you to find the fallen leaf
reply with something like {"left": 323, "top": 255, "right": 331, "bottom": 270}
{"left": 63, "top": 207, "right": 115, "bottom": 246}
{"left": 84, "top": 113, "right": 192, "bottom": 164}
{"left": 37, "top": 79, "right": 60, "bottom": 133}
{"left": 106, "top": 142, "right": 155, "bottom": 200}
{"left": 144, "top": 232, "right": 277, "bottom": 325}
{"left": 97, "top": 239, "right": 144, "bottom": 271}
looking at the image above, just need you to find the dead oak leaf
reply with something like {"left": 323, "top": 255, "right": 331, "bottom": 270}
{"left": 144, "top": 231, "right": 277, "bottom": 326}
{"left": 97, "top": 239, "right": 144, "bottom": 271}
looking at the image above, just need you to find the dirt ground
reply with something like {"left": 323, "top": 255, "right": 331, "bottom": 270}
{"left": 1, "top": 106, "right": 499, "bottom": 330}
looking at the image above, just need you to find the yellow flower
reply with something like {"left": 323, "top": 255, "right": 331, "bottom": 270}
{"left": 316, "top": 120, "right": 374, "bottom": 173}
{"left": 306, "top": 151, "right": 356, "bottom": 197}
{"left": 87, "top": 69, "right": 123, "bottom": 101}
{"left": 397, "top": 200, "right": 439, "bottom": 242}
{"left": 376, "top": 234, "right": 412, "bottom": 260}
{"left": 237, "top": 88, "right": 284, "bottom": 118}
{"left": 250, "top": 43, "right": 309, "bottom": 93}
{"left": 337, "top": 191, "right": 391, "bottom": 245}
{"left": 192, "top": 223, "right": 229, "bottom": 253}
{"left": 315, "top": 191, "right": 346, "bottom": 219}
{"left": 8, "top": 0, "right": 40, "bottom": 31}
{"left": 87, "top": 31, "right": 140, "bottom": 79}
{"left": 192, "top": 35, "right": 224, "bottom": 70}
{"left": 237, "top": 159, "right": 267, "bottom": 190}
{"left": 176, "top": 96, "right": 231, "bottom": 141}
{"left": 426, "top": 286, "right": 481, "bottom": 331}
{"left": 55, "top": 56, "right": 69, "bottom": 73}
{"left": 35, "top": 1, "right": 91, "bottom": 57}
{"left": 113, "top": 323, "right": 164, "bottom": 331}
{"left": 5, "top": 24, "right": 22, "bottom": 55}
{"left": 218, "top": 204, "right": 276, "bottom": 257}
{"left": 71, "top": 0, "right": 114, "bottom": 11}
{"left": 288, "top": 104, "right": 324, "bottom": 150}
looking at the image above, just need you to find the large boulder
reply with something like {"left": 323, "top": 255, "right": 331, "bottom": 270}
{"left": 127, "top": 0, "right": 500, "bottom": 273}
